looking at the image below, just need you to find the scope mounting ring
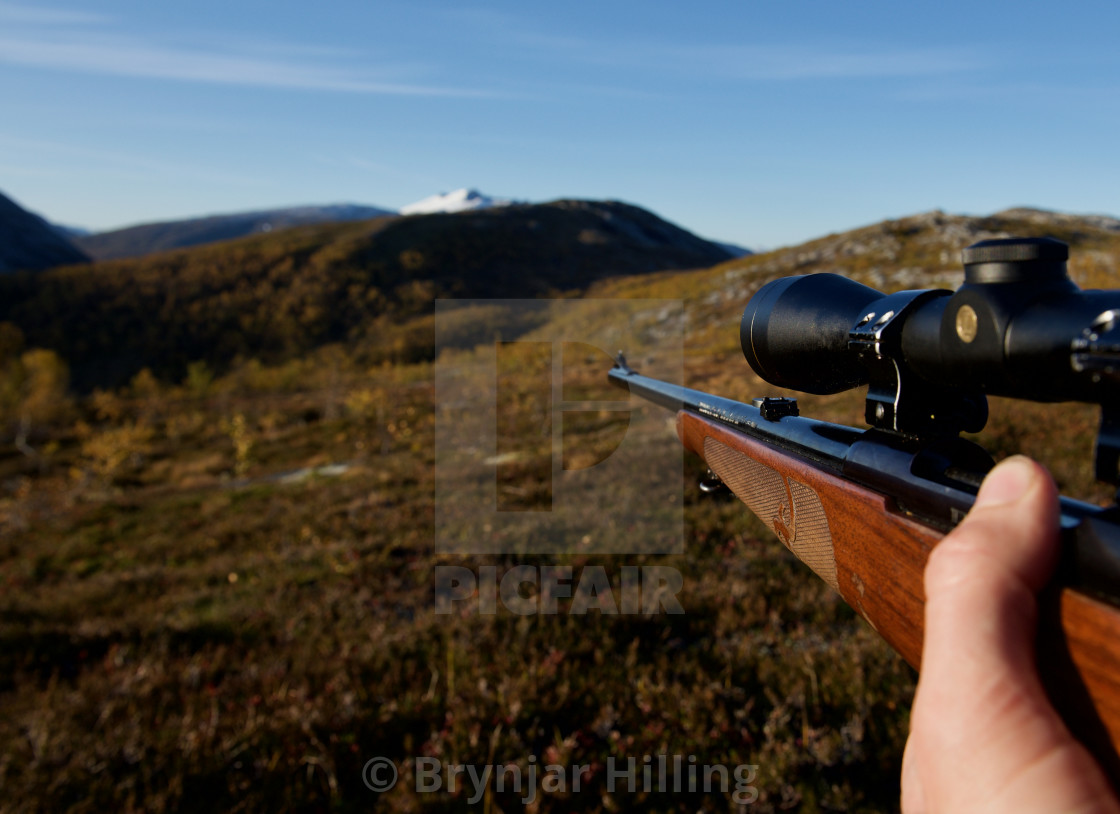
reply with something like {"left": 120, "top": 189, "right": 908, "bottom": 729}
{"left": 848, "top": 289, "right": 987, "bottom": 437}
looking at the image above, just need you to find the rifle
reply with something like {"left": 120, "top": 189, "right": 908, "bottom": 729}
{"left": 608, "top": 237, "right": 1120, "bottom": 779}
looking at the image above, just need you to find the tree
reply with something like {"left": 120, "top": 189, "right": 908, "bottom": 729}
{"left": 14, "top": 348, "right": 71, "bottom": 464}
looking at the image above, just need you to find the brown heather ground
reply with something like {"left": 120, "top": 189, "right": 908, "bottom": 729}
{"left": 3, "top": 348, "right": 917, "bottom": 812}
{"left": 2, "top": 209, "right": 1119, "bottom": 812}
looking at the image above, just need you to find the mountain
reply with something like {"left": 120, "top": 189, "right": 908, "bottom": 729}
{"left": 713, "top": 240, "right": 753, "bottom": 258}
{"left": 0, "top": 190, "right": 89, "bottom": 273}
{"left": 17, "top": 197, "right": 1118, "bottom": 394}
{"left": 399, "top": 188, "right": 516, "bottom": 215}
{"left": 0, "top": 198, "right": 733, "bottom": 389}
{"left": 51, "top": 223, "right": 92, "bottom": 240}
{"left": 74, "top": 203, "right": 395, "bottom": 261}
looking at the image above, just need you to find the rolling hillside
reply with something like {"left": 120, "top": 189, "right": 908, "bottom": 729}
{"left": 74, "top": 203, "right": 396, "bottom": 261}
{"left": 598, "top": 206, "right": 1120, "bottom": 365}
{"left": 0, "top": 199, "right": 732, "bottom": 389}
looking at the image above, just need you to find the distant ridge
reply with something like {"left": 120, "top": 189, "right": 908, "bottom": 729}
{"left": 75, "top": 203, "right": 395, "bottom": 261}
{"left": 18, "top": 193, "right": 1120, "bottom": 395}
{"left": 0, "top": 190, "right": 89, "bottom": 273}
{"left": 994, "top": 206, "right": 1120, "bottom": 233}
{"left": 713, "top": 240, "right": 752, "bottom": 258}
{"left": 0, "top": 198, "right": 733, "bottom": 389}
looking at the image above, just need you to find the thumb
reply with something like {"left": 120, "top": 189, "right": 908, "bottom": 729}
{"left": 903, "top": 456, "right": 1118, "bottom": 812}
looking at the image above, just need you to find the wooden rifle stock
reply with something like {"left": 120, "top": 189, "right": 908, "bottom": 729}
{"left": 678, "top": 409, "right": 1120, "bottom": 781}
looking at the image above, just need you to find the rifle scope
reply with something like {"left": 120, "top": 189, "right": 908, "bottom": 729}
{"left": 741, "top": 237, "right": 1120, "bottom": 407}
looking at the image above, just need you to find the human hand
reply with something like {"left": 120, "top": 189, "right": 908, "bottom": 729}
{"left": 902, "top": 455, "right": 1120, "bottom": 813}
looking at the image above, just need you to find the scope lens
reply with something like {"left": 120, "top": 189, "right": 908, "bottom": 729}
{"left": 741, "top": 274, "right": 883, "bottom": 394}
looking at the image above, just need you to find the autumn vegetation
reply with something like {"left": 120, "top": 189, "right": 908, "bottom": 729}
{"left": 0, "top": 205, "right": 1116, "bottom": 812}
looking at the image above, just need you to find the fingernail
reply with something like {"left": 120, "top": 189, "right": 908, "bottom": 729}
{"left": 974, "top": 455, "right": 1036, "bottom": 508}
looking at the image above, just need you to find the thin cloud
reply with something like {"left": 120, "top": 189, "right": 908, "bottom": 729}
{"left": 557, "top": 40, "right": 986, "bottom": 83}
{"left": 442, "top": 9, "right": 985, "bottom": 83}
{"left": 0, "top": 1, "right": 109, "bottom": 25}
{"left": 667, "top": 43, "right": 986, "bottom": 81}
{"left": 0, "top": 4, "right": 498, "bottom": 98}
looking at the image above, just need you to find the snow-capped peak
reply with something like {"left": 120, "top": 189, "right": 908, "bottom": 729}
{"left": 399, "top": 188, "right": 516, "bottom": 215}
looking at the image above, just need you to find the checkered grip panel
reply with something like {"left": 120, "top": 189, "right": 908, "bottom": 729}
{"left": 704, "top": 435, "right": 838, "bottom": 590}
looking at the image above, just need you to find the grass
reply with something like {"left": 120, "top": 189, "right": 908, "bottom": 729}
{"left": 0, "top": 339, "right": 921, "bottom": 812}
{"left": 4, "top": 211, "right": 1120, "bottom": 812}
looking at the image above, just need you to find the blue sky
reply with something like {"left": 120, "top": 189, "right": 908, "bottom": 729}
{"left": 2, "top": 1, "right": 1120, "bottom": 249}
